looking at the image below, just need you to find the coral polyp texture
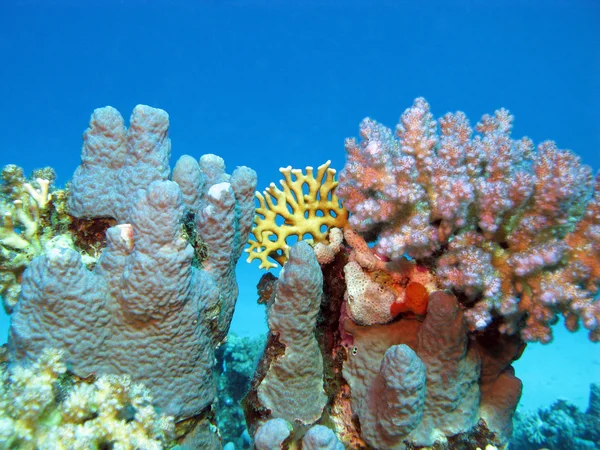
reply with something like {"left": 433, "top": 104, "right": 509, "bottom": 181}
{"left": 0, "top": 348, "right": 175, "bottom": 450}
{"left": 0, "top": 165, "right": 71, "bottom": 314}
{"left": 5, "top": 105, "right": 257, "bottom": 448}
{"left": 245, "top": 239, "right": 523, "bottom": 449}
{"left": 246, "top": 160, "right": 348, "bottom": 269}
{"left": 338, "top": 97, "right": 600, "bottom": 343}
{"left": 2, "top": 98, "right": 598, "bottom": 449}
{"left": 243, "top": 98, "right": 597, "bottom": 449}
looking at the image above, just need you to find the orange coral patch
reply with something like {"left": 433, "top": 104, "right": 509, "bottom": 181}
{"left": 389, "top": 300, "right": 407, "bottom": 318}
{"left": 405, "top": 281, "right": 428, "bottom": 315}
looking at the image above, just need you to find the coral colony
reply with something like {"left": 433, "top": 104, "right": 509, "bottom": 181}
{"left": 0, "top": 98, "right": 598, "bottom": 449}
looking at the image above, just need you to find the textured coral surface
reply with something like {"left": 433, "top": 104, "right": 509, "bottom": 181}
{"left": 338, "top": 98, "right": 600, "bottom": 343}
{"left": 243, "top": 98, "right": 597, "bottom": 450}
{"left": 246, "top": 161, "right": 348, "bottom": 269}
{"left": 7, "top": 106, "right": 257, "bottom": 429}
{"left": 0, "top": 349, "right": 174, "bottom": 450}
{"left": 2, "top": 98, "right": 598, "bottom": 449}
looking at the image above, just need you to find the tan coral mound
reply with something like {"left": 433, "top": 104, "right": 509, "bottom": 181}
{"left": 0, "top": 348, "right": 174, "bottom": 450}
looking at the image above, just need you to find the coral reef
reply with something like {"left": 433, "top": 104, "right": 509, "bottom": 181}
{"left": 215, "top": 333, "right": 266, "bottom": 449}
{"left": 2, "top": 98, "right": 598, "bottom": 449}
{"left": 255, "top": 242, "right": 328, "bottom": 428}
{"left": 0, "top": 164, "right": 71, "bottom": 314}
{"left": 5, "top": 106, "right": 257, "bottom": 449}
{"left": 0, "top": 348, "right": 174, "bottom": 449}
{"left": 253, "top": 419, "right": 345, "bottom": 450}
{"left": 510, "top": 383, "right": 599, "bottom": 450}
{"left": 242, "top": 98, "right": 598, "bottom": 449}
{"left": 246, "top": 160, "right": 348, "bottom": 269}
{"left": 338, "top": 97, "right": 600, "bottom": 343}
{"left": 244, "top": 240, "right": 522, "bottom": 449}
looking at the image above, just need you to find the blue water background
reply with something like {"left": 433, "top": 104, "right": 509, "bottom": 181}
{"left": 0, "top": 0, "right": 598, "bottom": 412}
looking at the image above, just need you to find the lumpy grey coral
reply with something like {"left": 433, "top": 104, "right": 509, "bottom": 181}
{"left": 8, "top": 105, "right": 257, "bottom": 424}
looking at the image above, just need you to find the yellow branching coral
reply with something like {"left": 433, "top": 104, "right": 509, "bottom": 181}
{"left": 246, "top": 160, "right": 348, "bottom": 269}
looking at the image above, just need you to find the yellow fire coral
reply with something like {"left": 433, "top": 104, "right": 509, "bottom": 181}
{"left": 246, "top": 161, "right": 348, "bottom": 269}
{"left": 0, "top": 348, "right": 175, "bottom": 450}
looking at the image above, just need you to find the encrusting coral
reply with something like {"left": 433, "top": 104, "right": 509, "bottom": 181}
{"left": 246, "top": 160, "right": 348, "bottom": 269}
{"left": 0, "top": 348, "right": 175, "bottom": 450}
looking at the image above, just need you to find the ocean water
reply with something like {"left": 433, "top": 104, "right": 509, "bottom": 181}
{"left": 0, "top": 0, "right": 598, "bottom": 444}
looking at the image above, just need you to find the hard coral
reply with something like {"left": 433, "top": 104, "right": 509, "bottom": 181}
{"left": 255, "top": 242, "right": 328, "bottom": 427}
{"left": 8, "top": 106, "right": 257, "bottom": 430}
{"left": 0, "top": 348, "right": 174, "bottom": 450}
{"left": 338, "top": 97, "right": 600, "bottom": 343}
{"left": 0, "top": 164, "right": 71, "bottom": 313}
{"left": 511, "top": 386, "right": 600, "bottom": 450}
{"left": 246, "top": 160, "right": 348, "bottom": 269}
{"left": 244, "top": 241, "right": 521, "bottom": 449}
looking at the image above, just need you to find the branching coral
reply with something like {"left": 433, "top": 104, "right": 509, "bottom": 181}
{"left": 338, "top": 97, "right": 600, "bottom": 343}
{"left": 243, "top": 98, "right": 597, "bottom": 449}
{"left": 246, "top": 160, "right": 348, "bottom": 269}
{"left": 0, "top": 348, "right": 174, "bottom": 450}
{"left": 0, "top": 164, "right": 71, "bottom": 313}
